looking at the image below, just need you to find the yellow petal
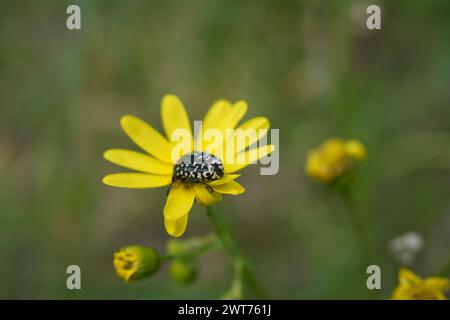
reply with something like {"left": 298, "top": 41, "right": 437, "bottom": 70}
{"left": 208, "top": 174, "right": 241, "bottom": 186}
{"left": 164, "top": 213, "right": 189, "bottom": 238}
{"left": 434, "top": 292, "right": 448, "bottom": 300}
{"left": 399, "top": 268, "right": 423, "bottom": 287}
{"left": 233, "top": 117, "right": 270, "bottom": 154}
{"left": 219, "top": 101, "right": 248, "bottom": 157}
{"left": 221, "top": 101, "right": 248, "bottom": 131}
{"left": 305, "top": 151, "right": 323, "bottom": 175}
{"left": 321, "top": 138, "right": 346, "bottom": 163}
{"left": 213, "top": 180, "right": 245, "bottom": 195}
{"left": 164, "top": 183, "right": 195, "bottom": 220}
{"left": 161, "top": 94, "right": 193, "bottom": 143}
{"left": 424, "top": 277, "right": 449, "bottom": 292}
{"left": 194, "top": 184, "right": 223, "bottom": 206}
{"left": 196, "top": 100, "right": 231, "bottom": 149}
{"left": 391, "top": 287, "right": 408, "bottom": 300}
{"left": 103, "top": 149, "right": 173, "bottom": 175}
{"left": 200, "top": 100, "right": 247, "bottom": 157}
{"left": 103, "top": 173, "right": 171, "bottom": 188}
{"left": 238, "top": 116, "right": 270, "bottom": 132}
{"left": 345, "top": 139, "right": 367, "bottom": 160}
{"left": 224, "top": 145, "right": 275, "bottom": 173}
{"left": 202, "top": 99, "right": 232, "bottom": 131}
{"left": 120, "top": 115, "right": 174, "bottom": 164}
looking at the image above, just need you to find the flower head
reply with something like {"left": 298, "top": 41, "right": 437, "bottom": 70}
{"left": 113, "top": 245, "right": 160, "bottom": 282}
{"left": 103, "top": 95, "right": 274, "bottom": 237}
{"left": 305, "top": 138, "right": 366, "bottom": 182}
{"left": 391, "top": 268, "right": 449, "bottom": 300}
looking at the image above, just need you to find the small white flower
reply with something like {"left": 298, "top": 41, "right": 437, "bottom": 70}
{"left": 389, "top": 232, "right": 424, "bottom": 265}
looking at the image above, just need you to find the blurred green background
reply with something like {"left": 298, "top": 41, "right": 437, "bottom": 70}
{"left": 1, "top": 0, "right": 449, "bottom": 299}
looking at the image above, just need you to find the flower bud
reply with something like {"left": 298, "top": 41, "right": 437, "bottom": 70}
{"left": 113, "top": 245, "right": 160, "bottom": 282}
{"left": 169, "top": 259, "right": 197, "bottom": 285}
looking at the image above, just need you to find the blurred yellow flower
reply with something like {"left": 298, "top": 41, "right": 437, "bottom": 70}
{"left": 103, "top": 94, "right": 274, "bottom": 237}
{"left": 391, "top": 268, "right": 449, "bottom": 300}
{"left": 305, "top": 138, "right": 367, "bottom": 182}
{"left": 113, "top": 245, "right": 160, "bottom": 282}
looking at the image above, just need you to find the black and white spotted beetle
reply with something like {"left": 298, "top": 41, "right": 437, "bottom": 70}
{"left": 170, "top": 151, "right": 224, "bottom": 193}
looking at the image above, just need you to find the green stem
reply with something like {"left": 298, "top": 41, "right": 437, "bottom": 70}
{"left": 221, "top": 260, "right": 244, "bottom": 300}
{"left": 341, "top": 190, "right": 373, "bottom": 267}
{"left": 341, "top": 190, "right": 384, "bottom": 299}
{"left": 206, "top": 206, "right": 268, "bottom": 299}
{"left": 164, "top": 234, "right": 220, "bottom": 261}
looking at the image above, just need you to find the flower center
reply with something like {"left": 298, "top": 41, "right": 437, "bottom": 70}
{"left": 173, "top": 151, "right": 224, "bottom": 183}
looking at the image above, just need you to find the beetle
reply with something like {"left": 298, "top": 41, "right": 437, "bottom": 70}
{"left": 169, "top": 151, "right": 224, "bottom": 194}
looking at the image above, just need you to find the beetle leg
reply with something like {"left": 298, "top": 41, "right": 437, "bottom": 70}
{"left": 202, "top": 182, "right": 214, "bottom": 193}
{"left": 167, "top": 178, "right": 175, "bottom": 196}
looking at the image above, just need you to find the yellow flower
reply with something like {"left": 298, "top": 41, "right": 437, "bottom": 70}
{"left": 113, "top": 245, "right": 160, "bottom": 282}
{"left": 103, "top": 94, "right": 274, "bottom": 237}
{"left": 305, "top": 138, "right": 367, "bottom": 182}
{"left": 391, "top": 268, "right": 449, "bottom": 300}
